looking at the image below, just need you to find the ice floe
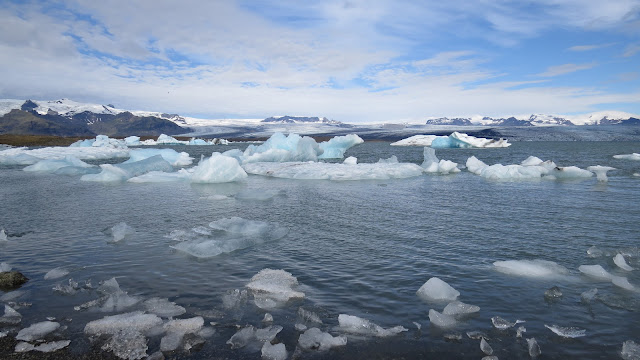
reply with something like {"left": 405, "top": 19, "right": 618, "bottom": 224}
{"left": 44, "top": 267, "right": 70, "bottom": 280}
{"left": 243, "top": 161, "right": 425, "bottom": 181}
{"left": 493, "top": 259, "right": 569, "bottom": 278}
{"left": 544, "top": 324, "right": 586, "bottom": 338}
{"left": 246, "top": 269, "right": 304, "bottom": 309}
{"left": 417, "top": 277, "right": 460, "bottom": 302}
{"left": 190, "top": 153, "right": 248, "bottom": 183}
{"left": 579, "top": 264, "right": 614, "bottom": 281}
{"left": 81, "top": 155, "right": 173, "bottom": 182}
{"left": 0, "top": 304, "right": 22, "bottom": 324}
{"left": 16, "top": 321, "right": 60, "bottom": 341}
{"left": 428, "top": 309, "right": 457, "bottom": 328}
{"left": 467, "top": 155, "right": 593, "bottom": 181}
{"left": 614, "top": 254, "right": 634, "bottom": 271}
{"left": 614, "top": 153, "right": 640, "bottom": 161}
{"left": 491, "top": 316, "right": 525, "bottom": 330}
{"left": 421, "top": 148, "right": 460, "bottom": 174}
{"left": 124, "top": 148, "right": 193, "bottom": 167}
{"left": 226, "top": 325, "right": 283, "bottom": 349}
{"left": 297, "top": 327, "right": 347, "bottom": 351}
{"left": 84, "top": 311, "right": 163, "bottom": 336}
{"left": 337, "top": 314, "right": 407, "bottom": 337}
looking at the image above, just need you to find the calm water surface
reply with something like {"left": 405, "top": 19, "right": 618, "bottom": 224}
{"left": 1, "top": 141, "right": 639, "bottom": 359}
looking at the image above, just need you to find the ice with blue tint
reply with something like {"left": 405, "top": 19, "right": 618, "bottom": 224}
{"left": 243, "top": 161, "right": 425, "bottom": 181}
{"left": 191, "top": 153, "right": 247, "bottom": 183}
{"left": 127, "top": 170, "right": 191, "bottom": 183}
{"left": 0, "top": 145, "right": 129, "bottom": 163}
{"left": 421, "top": 148, "right": 460, "bottom": 174}
{"left": 0, "top": 152, "right": 42, "bottom": 165}
{"left": 70, "top": 135, "right": 128, "bottom": 149}
{"left": 124, "top": 136, "right": 141, "bottom": 146}
{"left": 81, "top": 155, "right": 173, "bottom": 182}
{"left": 318, "top": 134, "right": 364, "bottom": 159}
{"left": 154, "top": 134, "right": 187, "bottom": 145}
{"left": 430, "top": 132, "right": 511, "bottom": 148}
{"left": 466, "top": 156, "right": 593, "bottom": 181}
{"left": 23, "top": 156, "right": 94, "bottom": 173}
{"left": 243, "top": 133, "right": 322, "bottom": 163}
{"left": 124, "top": 148, "right": 193, "bottom": 167}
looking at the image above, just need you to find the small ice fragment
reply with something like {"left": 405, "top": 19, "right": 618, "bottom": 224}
{"left": 516, "top": 326, "right": 526, "bottom": 338}
{"left": 480, "top": 337, "right": 493, "bottom": 355}
{"left": 491, "top": 316, "right": 524, "bottom": 330}
{"left": 34, "top": 340, "right": 71, "bottom": 353}
{"left": 84, "top": 311, "right": 162, "bottom": 336}
{"left": 413, "top": 321, "right": 422, "bottom": 330}
{"left": 587, "top": 165, "right": 615, "bottom": 182}
{"left": 343, "top": 156, "right": 357, "bottom": 165}
{"left": 466, "top": 331, "right": 488, "bottom": 340}
{"left": 417, "top": 277, "right": 460, "bottom": 302}
{"left": 611, "top": 276, "right": 636, "bottom": 291}
{"left": 442, "top": 301, "right": 480, "bottom": 317}
{"left": 197, "top": 326, "right": 216, "bottom": 338}
{"left": 16, "top": 321, "right": 60, "bottom": 341}
{"left": 0, "top": 229, "right": 7, "bottom": 242}
{"left": 0, "top": 304, "right": 22, "bottom": 324}
{"left": 579, "top": 265, "right": 614, "bottom": 281}
{"left": 298, "top": 307, "right": 322, "bottom": 324}
{"left": 337, "top": 314, "right": 407, "bottom": 337}
{"left": 246, "top": 269, "right": 305, "bottom": 308}
{"left": 0, "top": 262, "right": 11, "bottom": 272}
{"left": 15, "top": 342, "right": 35, "bottom": 352}
{"left": 544, "top": 324, "right": 586, "bottom": 338}
{"left": 614, "top": 254, "right": 634, "bottom": 271}
{"left": 493, "top": 260, "right": 569, "bottom": 278}
{"left": 428, "top": 309, "right": 457, "bottom": 328}
{"left": 163, "top": 317, "right": 204, "bottom": 335}
{"left": 297, "top": 328, "right": 347, "bottom": 351}
{"left": 444, "top": 333, "right": 462, "bottom": 341}
{"left": 0, "top": 331, "right": 7, "bottom": 338}
{"left": 227, "top": 326, "right": 256, "bottom": 349}
{"left": 160, "top": 331, "right": 184, "bottom": 352}
{"left": 295, "top": 323, "right": 308, "bottom": 332}
{"left": 527, "top": 338, "right": 541, "bottom": 358}
{"left": 622, "top": 340, "right": 640, "bottom": 360}
{"left": 111, "top": 222, "right": 134, "bottom": 242}
{"left": 143, "top": 298, "right": 186, "bottom": 318}
{"left": 256, "top": 325, "right": 283, "bottom": 342}
{"left": 581, "top": 288, "right": 598, "bottom": 303}
{"left": 44, "top": 267, "right": 69, "bottom": 280}
{"left": 102, "top": 329, "right": 148, "bottom": 360}
{"left": 544, "top": 286, "right": 563, "bottom": 300}
{"left": 481, "top": 357, "right": 498, "bottom": 360}
{"left": 222, "top": 289, "right": 248, "bottom": 309}
{"left": 587, "top": 246, "right": 604, "bottom": 258}
{"left": 262, "top": 342, "right": 287, "bottom": 360}
{"left": 263, "top": 313, "right": 273, "bottom": 323}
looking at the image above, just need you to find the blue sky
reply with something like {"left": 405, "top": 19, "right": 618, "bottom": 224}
{"left": 0, "top": 0, "right": 638, "bottom": 123}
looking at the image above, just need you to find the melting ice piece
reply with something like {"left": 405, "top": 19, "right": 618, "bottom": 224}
{"left": 297, "top": 328, "right": 347, "bottom": 351}
{"left": 428, "top": 309, "right": 457, "bottom": 328}
{"left": 44, "top": 267, "right": 70, "bottom": 280}
{"left": 521, "top": 156, "right": 544, "bottom": 166}
{"left": 111, "top": 222, "right": 134, "bottom": 242}
{"left": 263, "top": 313, "right": 273, "bottom": 323}
{"left": 102, "top": 329, "right": 148, "bottom": 360}
{"left": 124, "top": 148, "right": 193, "bottom": 167}
{"left": 160, "top": 317, "right": 205, "bottom": 351}
{"left": 527, "top": 338, "right": 541, "bottom": 358}
{"left": 544, "top": 286, "right": 563, "bottom": 300}
{"left": 621, "top": 340, "right": 640, "bottom": 360}
{"left": 613, "top": 153, "right": 640, "bottom": 161}
{"left": 209, "top": 217, "right": 286, "bottom": 238}
{"left": 614, "top": 254, "right": 634, "bottom": 271}
{"left": 298, "top": 307, "right": 323, "bottom": 324}
{"left": 0, "top": 304, "right": 22, "bottom": 324}
{"left": 337, "top": 314, "right": 407, "bottom": 337}
{"left": 242, "top": 161, "right": 425, "bottom": 181}
{"left": 466, "top": 331, "right": 488, "bottom": 340}
{"left": 480, "top": 337, "right": 493, "bottom": 355}
{"left": 23, "top": 156, "right": 94, "bottom": 173}
{"left": 143, "top": 298, "right": 186, "bottom": 318}
{"left": 0, "top": 262, "right": 12, "bottom": 272}
{"left": 587, "top": 165, "right": 615, "bottom": 182}
{"left": 16, "top": 321, "right": 60, "bottom": 341}
{"left": 226, "top": 325, "right": 283, "bottom": 349}
{"left": 416, "top": 277, "right": 460, "bottom": 302}
{"left": 0, "top": 229, "right": 8, "bottom": 242}
{"left": 481, "top": 356, "right": 498, "bottom": 360}
{"left": 84, "top": 311, "right": 162, "bottom": 336}
{"left": 431, "top": 132, "right": 510, "bottom": 148}
{"left": 580, "top": 288, "right": 598, "bottom": 304}
{"left": 466, "top": 156, "right": 488, "bottom": 175}
{"left": 544, "top": 324, "right": 586, "bottom": 338}
{"left": 516, "top": 326, "right": 526, "bottom": 338}
{"left": 611, "top": 275, "right": 636, "bottom": 291}
{"left": 493, "top": 260, "right": 569, "bottom": 278}
{"left": 190, "top": 153, "right": 248, "bottom": 183}
{"left": 491, "top": 316, "right": 525, "bottom": 330}
{"left": 343, "top": 156, "right": 357, "bottom": 165}
{"left": 262, "top": 341, "right": 287, "bottom": 360}
{"left": 413, "top": 322, "right": 422, "bottom": 330}
{"left": 587, "top": 246, "right": 604, "bottom": 258}
{"left": 442, "top": 301, "right": 480, "bottom": 317}
{"left": 579, "top": 265, "right": 614, "bottom": 281}
{"left": 242, "top": 133, "right": 322, "bottom": 163}
{"left": 222, "top": 289, "right": 248, "bottom": 309}
{"left": 421, "top": 148, "right": 460, "bottom": 174}
{"left": 81, "top": 155, "right": 173, "bottom": 182}
{"left": 390, "top": 135, "right": 438, "bottom": 147}
{"left": 246, "top": 269, "right": 305, "bottom": 309}
{"left": 318, "top": 134, "right": 364, "bottom": 159}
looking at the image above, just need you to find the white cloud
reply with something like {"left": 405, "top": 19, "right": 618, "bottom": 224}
{"left": 623, "top": 43, "right": 640, "bottom": 57}
{"left": 568, "top": 43, "right": 615, "bottom": 51}
{"left": 536, "top": 63, "right": 598, "bottom": 77}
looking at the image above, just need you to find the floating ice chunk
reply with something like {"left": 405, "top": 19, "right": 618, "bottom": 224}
{"left": 163, "top": 317, "right": 204, "bottom": 335}
{"left": 155, "top": 134, "right": 188, "bottom": 145}
{"left": 466, "top": 331, "right": 488, "bottom": 340}
{"left": 0, "top": 229, "right": 7, "bottom": 242}
{"left": 111, "top": 222, "right": 134, "bottom": 242}
{"left": 209, "top": 217, "right": 286, "bottom": 238}
{"left": 15, "top": 342, "right": 34, "bottom": 352}
{"left": 81, "top": 155, "right": 173, "bottom": 182}
{"left": 587, "top": 246, "right": 605, "bottom": 258}
{"left": 243, "top": 161, "right": 425, "bottom": 181}
{"left": 295, "top": 323, "right": 308, "bottom": 331}
{"left": 551, "top": 166, "right": 593, "bottom": 180}
{"left": 160, "top": 331, "right": 183, "bottom": 352}
{"left": 480, "top": 337, "right": 493, "bottom": 355}
{"left": 298, "top": 307, "right": 323, "bottom": 324}
{"left": 222, "top": 288, "right": 248, "bottom": 309}
{"left": 544, "top": 286, "right": 563, "bottom": 300}
{"left": 417, "top": 277, "right": 460, "bottom": 302}
{"left": 614, "top": 153, "right": 640, "bottom": 161}
{"left": 127, "top": 169, "right": 191, "bottom": 183}
{"left": 466, "top": 156, "right": 488, "bottom": 175}
{"left": 428, "top": 309, "right": 457, "bottom": 328}
{"left": 614, "top": 254, "right": 634, "bottom": 271}
{"left": 143, "top": 298, "right": 186, "bottom": 318}
{"left": 318, "top": 134, "right": 364, "bottom": 159}
{"left": 580, "top": 288, "right": 598, "bottom": 304}
{"left": 263, "top": 313, "right": 273, "bottom": 323}
{"left": 125, "top": 148, "right": 193, "bottom": 167}
{"left": 611, "top": 275, "right": 636, "bottom": 291}
{"left": 262, "top": 341, "right": 287, "bottom": 360}
{"left": 0, "top": 262, "right": 11, "bottom": 272}
{"left": 298, "top": 328, "right": 347, "bottom": 351}
{"left": 1, "top": 143, "right": 129, "bottom": 163}
{"left": 23, "top": 156, "right": 94, "bottom": 173}
{"left": 491, "top": 316, "right": 524, "bottom": 330}
{"left": 124, "top": 136, "right": 140, "bottom": 146}
{"left": 544, "top": 324, "right": 586, "bottom": 338}
{"left": 516, "top": 326, "right": 526, "bottom": 338}
{"left": 0, "top": 304, "right": 22, "bottom": 324}
{"left": 390, "top": 135, "right": 438, "bottom": 146}
{"left": 337, "top": 314, "right": 407, "bottom": 337}
{"left": 521, "top": 156, "right": 544, "bottom": 166}
{"left": 242, "top": 133, "right": 321, "bottom": 163}
{"left": 84, "top": 311, "right": 162, "bottom": 336}
{"left": 343, "top": 156, "right": 357, "bottom": 165}
{"left": 256, "top": 325, "right": 283, "bottom": 342}
{"left": 413, "top": 322, "right": 422, "bottom": 330}
{"left": 0, "top": 152, "right": 41, "bottom": 165}
{"left": 442, "top": 301, "right": 480, "bottom": 317}
{"left": 421, "top": 148, "right": 460, "bottom": 174}
{"left": 579, "top": 264, "right": 614, "bottom": 281}
{"left": 431, "top": 132, "right": 510, "bottom": 148}
{"left": 53, "top": 278, "right": 80, "bottom": 295}
{"left": 227, "top": 326, "right": 255, "bottom": 349}
{"left": 587, "top": 165, "right": 615, "bottom": 182}
{"left": 33, "top": 340, "right": 71, "bottom": 353}
{"left": 16, "top": 321, "right": 60, "bottom": 341}
{"left": 191, "top": 153, "right": 247, "bottom": 183}
{"left": 246, "top": 269, "right": 304, "bottom": 309}
{"left": 377, "top": 155, "right": 398, "bottom": 164}
{"left": 527, "top": 338, "right": 541, "bottom": 358}
{"left": 621, "top": 340, "right": 640, "bottom": 360}
{"left": 102, "top": 329, "right": 148, "bottom": 360}
{"left": 493, "top": 259, "right": 569, "bottom": 278}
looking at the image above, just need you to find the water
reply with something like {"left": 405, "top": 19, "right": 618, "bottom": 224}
{"left": 1, "top": 141, "right": 640, "bottom": 359}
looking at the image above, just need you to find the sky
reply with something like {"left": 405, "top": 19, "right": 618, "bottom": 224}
{"left": 0, "top": 0, "right": 639, "bottom": 123}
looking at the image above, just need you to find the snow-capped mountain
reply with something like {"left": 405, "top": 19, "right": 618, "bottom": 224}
{"left": 262, "top": 115, "right": 343, "bottom": 125}
{"left": 425, "top": 111, "right": 639, "bottom": 126}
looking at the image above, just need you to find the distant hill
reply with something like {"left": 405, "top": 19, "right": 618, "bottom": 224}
{"left": 0, "top": 99, "right": 188, "bottom": 136}
{"left": 425, "top": 112, "right": 640, "bottom": 126}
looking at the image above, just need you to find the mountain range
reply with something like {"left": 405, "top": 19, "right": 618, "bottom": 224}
{"left": 426, "top": 112, "right": 640, "bottom": 126}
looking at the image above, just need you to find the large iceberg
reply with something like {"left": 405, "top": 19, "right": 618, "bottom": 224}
{"left": 81, "top": 155, "right": 173, "bottom": 182}
{"left": 393, "top": 132, "right": 509, "bottom": 148}
{"left": 190, "top": 153, "right": 247, "bottom": 183}
{"left": 466, "top": 156, "right": 593, "bottom": 181}
{"left": 240, "top": 133, "right": 362, "bottom": 163}
{"left": 391, "top": 135, "right": 438, "bottom": 147}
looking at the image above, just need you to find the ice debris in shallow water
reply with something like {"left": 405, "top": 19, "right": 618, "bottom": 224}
{"left": 491, "top": 316, "right": 525, "bottom": 330}
{"left": 544, "top": 286, "right": 563, "bottom": 300}
{"left": 143, "top": 297, "right": 186, "bottom": 318}
{"left": 337, "top": 314, "right": 408, "bottom": 337}
{"left": 111, "top": 222, "right": 134, "bottom": 242}
{"left": 102, "top": 329, "right": 148, "bottom": 360}
{"left": 493, "top": 259, "right": 569, "bottom": 278}
{"left": 622, "top": 340, "right": 640, "bottom": 360}
{"left": 579, "top": 264, "right": 614, "bottom": 281}
{"left": 587, "top": 165, "right": 616, "bottom": 182}
{"left": 226, "top": 325, "right": 283, "bottom": 349}
{"left": 44, "top": 267, "right": 70, "bottom": 280}
{"left": 15, "top": 340, "right": 70, "bottom": 353}
{"left": 0, "top": 262, "right": 12, "bottom": 272}
{"left": 262, "top": 341, "right": 287, "bottom": 360}
{"left": 298, "top": 307, "right": 322, "bottom": 324}
{"left": 466, "top": 331, "right": 488, "bottom": 340}
{"left": 428, "top": 309, "right": 457, "bottom": 328}
{"left": 442, "top": 301, "right": 480, "bottom": 317}
{"left": 527, "top": 338, "right": 541, "bottom": 358}
{"left": 297, "top": 327, "right": 347, "bottom": 351}
{"left": 587, "top": 246, "right": 604, "bottom": 258}
{"left": 246, "top": 269, "right": 304, "bottom": 309}
{"left": 160, "top": 317, "right": 204, "bottom": 351}
{"left": 421, "top": 148, "right": 460, "bottom": 174}
{"left": 263, "top": 313, "right": 273, "bottom": 323}
{"left": 16, "top": 321, "right": 60, "bottom": 341}
{"left": 480, "top": 337, "right": 493, "bottom": 355}
{"left": 516, "top": 326, "right": 526, "bottom": 338}
{"left": 0, "top": 304, "right": 22, "bottom": 324}
{"left": 417, "top": 277, "right": 460, "bottom": 302}
{"left": 544, "top": 324, "right": 586, "bottom": 338}
{"left": 614, "top": 254, "right": 634, "bottom": 271}
{"left": 84, "top": 311, "right": 163, "bottom": 336}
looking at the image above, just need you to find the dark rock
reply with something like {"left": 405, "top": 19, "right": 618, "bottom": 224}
{"left": 0, "top": 271, "right": 29, "bottom": 291}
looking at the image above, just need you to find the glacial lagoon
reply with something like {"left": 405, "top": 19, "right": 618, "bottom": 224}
{"left": 1, "top": 139, "right": 640, "bottom": 359}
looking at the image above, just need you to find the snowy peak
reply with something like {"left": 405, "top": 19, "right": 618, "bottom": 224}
{"left": 262, "top": 115, "right": 342, "bottom": 125}
{"left": 567, "top": 111, "right": 640, "bottom": 125}
{"left": 425, "top": 112, "right": 639, "bottom": 126}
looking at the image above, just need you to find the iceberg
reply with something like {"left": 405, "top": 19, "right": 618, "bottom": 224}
{"left": 431, "top": 132, "right": 510, "bottom": 148}
{"left": 391, "top": 135, "right": 438, "bottom": 146}
{"left": 421, "top": 148, "right": 460, "bottom": 174}
{"left": 154, "top": 134, "right": 188, "bottom": 145}
{"left": 190, "top": 153, "right": 247, "bottom": 183}
{"left": 466, "top": 156, "right": 593, "bottom": 181}
{"left": 124, "top": 148, "right": 193, "bottom": 167}
{"left": 243, "top": 161, "right": 425, "bottom": 181}
{"left": 317, "top": 134, "right": 364, "bottom": 159}
{"left": 417, "top": 277, "right": 460, "bottom": 302}
{"left": 613, "top": 153, "right": 640, "bottom": 161}
{"left": 0, "top": 145, "right": 129, "bottom": 163}
{"left": 493, "top": 260, "right": 569, "bottom": 278}
{"left": 587, "top": 165, "right": 616, "bottom": 182}
{"left": 337, "top": 314, "right": 407, "bottom": 337}
{"left": 242, "top": 133, "right": 322, "bottom": 163}
{"left": 81, "top": 155, "right": 173, "bottom": 182}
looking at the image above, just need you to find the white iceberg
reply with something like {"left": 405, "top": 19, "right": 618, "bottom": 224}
{"left": 417, "top": 277, "right": 460, "bottom": 302}
{"left": 318, "top": 134, "right": 364, "bottom": 159}
{"left": 467, "top": 156, "right": 593, "bottom": 181}
{"left": 142, "top": 298, "right": 186, "bottom": 318}
{"left": 337, "top": 314, "right": 407, "bottom": 337}
{"left": 587, "top": 165, "right": 615, "bottom": 182}
{"left": 421, "top": 147, "right": 460, "bottom": 174}
{"left": 190, "top": 153, "right": 247, "bottom": 183}
{"left": 614, "top": 254, "right": 634, "bottom": 271}
{"left": 81, "top": 155, "right": 173, "bottom": 182}
{"left": 298, "top": 327, "right": 347, "bottom": 351}
{"left": 246, "top": 269, "right": 305, "bottom": 309}
{"left": 243, "top": 161, "right": 424, "bottom": 181}
{"left": 613, "top": 153, "right": 640, "bottom": 161}
{"left": 428, "top": 309, "right": 457, "bottom": 328}
{"left": 124, "top": 148, "right": 193, "bottom": 167}
{"left": 391, "top": 135, "right": 438, "bottom": 146}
